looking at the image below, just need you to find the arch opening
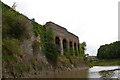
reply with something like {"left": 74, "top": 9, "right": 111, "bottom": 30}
{"left": 63, "top": 39, "right": 67, "bottom": 55}
{"left": 69, "top": 41, "right": 73, "bottom": 56}
{"left": 74, "top": 43, "right": 77, "bottom": 56}
{"left": 69, "top": 41, "right": 72, "bottom": 48}
{"left": 78, "top": 44, "right": 80, "bottom": 53}
{"left": 55, "top": 37, "right": 60, "bottom": 47}
{"left": 55, "top": 36, "right": 60, "bottom": 53}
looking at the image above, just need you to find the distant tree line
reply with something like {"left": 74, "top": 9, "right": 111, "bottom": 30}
{"left": 97, "top": 41, "right": 120, "bottom": 59}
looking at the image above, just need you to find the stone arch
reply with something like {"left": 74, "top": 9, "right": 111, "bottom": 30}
{"left": 69, "top": 41, "right": 72, "bottom": 48}
{"left": 69, "top": 41, "right": 73, "bottom": 55}
{"left": 74, "top": 43, "right": 77, "bottom": 56}
{"left": 78, "top": 44, "right": 80, "bottom": 52}
{"left": 55, "top": 36, "right": 60, "bottom": 47}
{"left": 55, "top": 36, "right": 61, "bottom": 53}
{"left": 63, "top": 39, "right": 67, "bottom": 55}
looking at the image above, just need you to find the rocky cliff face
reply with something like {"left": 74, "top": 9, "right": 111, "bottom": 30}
{"left": 19, "top": 20, "right": 35, "bottom": 55}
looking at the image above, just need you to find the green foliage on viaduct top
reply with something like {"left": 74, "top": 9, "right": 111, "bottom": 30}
{"left": 32, "top": 22, "right": 59, "bottom": 62}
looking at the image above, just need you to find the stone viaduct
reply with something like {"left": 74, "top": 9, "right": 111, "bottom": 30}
{"left": 45, "top": 22, "right": 80, "bottom": 56}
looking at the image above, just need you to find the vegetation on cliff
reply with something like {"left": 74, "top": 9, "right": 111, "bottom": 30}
{"left": 2, "top": 3, "right": 30, "bottom": 40}
{"left": 2, "top": 2, "right": 88, "bottom": 78}
{"left": 32, "top": 22, "right": 59, "bottom": 63}
{"left": 2, "top": 3, "right": 52, "bottom": 78}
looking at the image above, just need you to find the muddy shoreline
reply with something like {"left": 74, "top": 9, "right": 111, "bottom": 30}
{"left": 37, "top": 66, "right": 89, "bottom": 78}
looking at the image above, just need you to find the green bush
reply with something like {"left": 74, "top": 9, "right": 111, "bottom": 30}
{"left": 44, "top": 29, "right": 58, "bottom": 62}
{"left": 78, "top": 44, "right": 84, "bottom": 57}
{"left": 2, "top": 3, "right": 30, "bottom": 40}
{"left": 32, "top": 22, "right": 59, "bottom": 62}
{"left": 3, "top": 52, "right": 18, "bottom": 63}
{"left": 2, "top": 39, "right": 22, "bottom": 56}
{"left": 69, "top": 47, "right": 73, "bottom": 56}
{"left": 32, "top": 40, "right": 40, "bottom": 55}
{"left": 32, "top": 22, "right": 45, "bottom": 48}
{"left": 65, "top": 49, "right": 71, "bottom": 58}
{"left": 16, "top": 62, "right": 30, "bottom": 72}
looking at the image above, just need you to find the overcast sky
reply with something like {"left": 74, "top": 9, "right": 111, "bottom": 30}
{"left": 2, "top": 0, "right": 119, "bottom": 56}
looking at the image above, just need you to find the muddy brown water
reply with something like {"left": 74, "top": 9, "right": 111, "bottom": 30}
{"left": 40, "top": 66, "right": 120, "bottom": 78}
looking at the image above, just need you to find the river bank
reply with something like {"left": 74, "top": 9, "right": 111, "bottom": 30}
{"left": 88, "top": 59, "right": 120, "bottom": 67}
{"left": 89, "top": 66, "right": 120, "bottom": 78}
{"left": 3, "top": 53, "right": 89, "bottom": 78}
{"left": 37, "top": 65, "right": 88, "bottom": 78}
{"left": 39, "top": 66, "right": 89, "bottom": 78}
{"left": 36, "top": 56, "right": 89, "bottom": 78}
{"left": 36, "top": 66, "right": 120, "bottom": 78}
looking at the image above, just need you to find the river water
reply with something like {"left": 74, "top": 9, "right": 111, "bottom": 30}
{"left": 41, "top": 66, "right": 120, "bottom": 79}
{"left": 88, "top": 66, "right": 120, "bottom": 78}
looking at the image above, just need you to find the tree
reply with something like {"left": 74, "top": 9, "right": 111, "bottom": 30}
{"left": 97, "top": 41, "right": 120, "bottom": 59}
{"left": 78, "top": 42, "right": 87, "bottom": 58}
{"left": 32, "top": 22, "right": 59, "bottom": 62}
{"left": 43, "top": 29, "right": 59, "bottom": 62}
